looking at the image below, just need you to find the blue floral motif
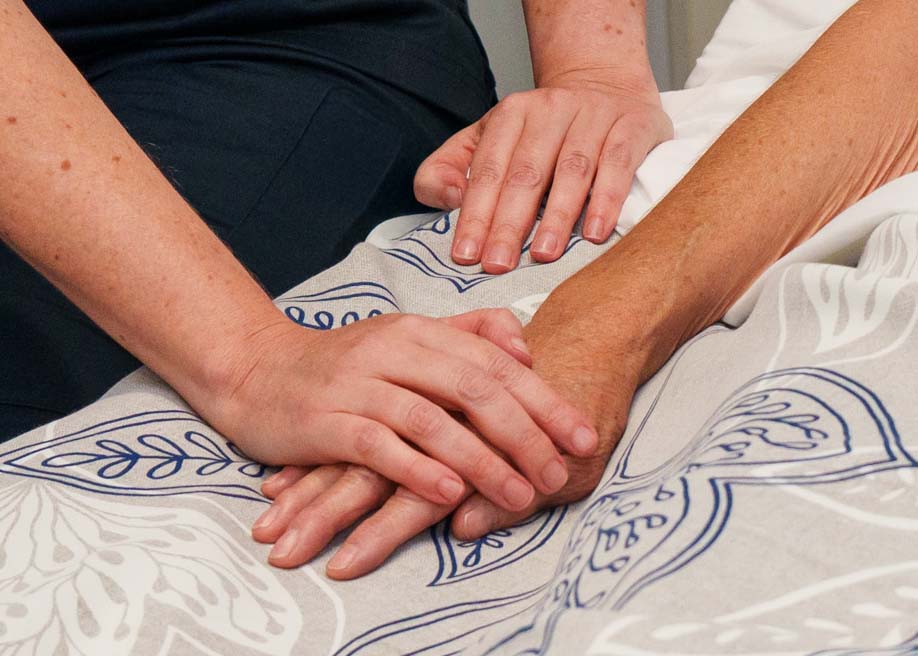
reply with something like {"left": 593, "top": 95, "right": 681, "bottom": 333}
{"left": 278, "top": 281, "right": 400, "bottom": 329}
{"left": 40, "top": 430, "right": 265, "bottom": 481}
{"left": 429, "top": 506, "right": 568, "bottom": 587}
{"left": 0, "top": 410, "right": 269, "bottom": 502}
{"left": 458, "top": 529, "right": 512, "bottom": 569}
{"left": 480, "top": 367, "right": 917, "bottom": 655}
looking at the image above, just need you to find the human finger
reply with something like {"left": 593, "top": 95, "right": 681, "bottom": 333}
{"left": 267, "top": 466, "right": 395, "bottom": 568}
{"left": 358, "top": 380, "right": 540, "bottom": 510}
{"left": 531, "top": 111, "right": 605, "bottom": 262}
{"left": 451, "top": 489, "right": 543, "bottom": 541}
{"left": 413, "top": 122, "right": 479, "bottom": 210}
{"left": 261, "top": 465, "right": 311, "bottom": 499}
{"left": 326, "top": 486, "right": 459, "bottom": 580}
{"left": 439, "top": 307, "right": 531, "bottom": 367}
{"left": 309, "top": 413, "right": 467, "bottom": 506}
{"left": 450, "top": 101, "right": 525, "bottom": 265}
{"left": 582, "top": 114, "right": 661, "bottom": 242}
{"left": 411, "top": 322, "right": 598, "bottom": 458}
{"left": 252, "top": 464, "right": 348, "bottom": 544}
{"left": 481, "top": 102, "right": 575, "bottom": 273}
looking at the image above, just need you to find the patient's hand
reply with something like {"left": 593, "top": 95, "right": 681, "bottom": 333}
{"left": 413, "top": 75, "right": 671, "bottom": 273}
{"left": 252, "top": 296, "right": 645, "bottom": 576}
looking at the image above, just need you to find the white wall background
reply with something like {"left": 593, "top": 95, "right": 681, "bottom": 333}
{"left": 468, "top": 0, "right": 731, "bottom": 96}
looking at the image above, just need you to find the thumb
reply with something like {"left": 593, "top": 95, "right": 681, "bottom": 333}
{"left": 439, "top": 308, "right": 532, "bottom": 367}
{"left": 414, "top": 121, "right": 481, "bottom": 210}
{"left": 451, "top": 491, "right": 542, "bottom": 540}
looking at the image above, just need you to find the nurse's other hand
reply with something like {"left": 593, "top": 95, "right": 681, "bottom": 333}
{"left": 212, "top": 308, "right": 596, "bottom": 513}
{"left": 414, "top": 76, "right": 671, "bottom": 273}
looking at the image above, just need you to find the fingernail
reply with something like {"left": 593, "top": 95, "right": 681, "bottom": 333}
{"left": 263, "top": 470, "right": 282, "bottom": 487}
{"left": 510, "top": 337, "right": 530, "bottom": 357}
{"left": 541, "top": 459, "right": 568, "bottom": 492}
{"left": 269, "top": 529, "right": 299, "bottom": 561}
{"left": 252, "top": 506, "right": 279, "bottom": 531}
{"left": 584, "top": 216, "right": 604, "bottom": 241}
{"left": 454, "top": 238, "right": 479, "bottom": 262}
{"left": 485, "top": 244, "right": 513, "bottom": 271}
{"left": 502, "top": 477, "right": 534, "bottom": 509}
{"left": 437, "top": 477, "right": 465, "bottom": 503}
{"left": 532, "top": 232, "right": 558, "bottom": 256}
{"left": 573, "top": 425, "right": 598, "bottom": 455}
{"left": 461, "top": 507, "right": 492, "bottom": 538}
{"left": 327, "top": 544, "right": 359, "bottom": 571}
{"left": 445, "top": 186, "right": 463, "bottom": 209}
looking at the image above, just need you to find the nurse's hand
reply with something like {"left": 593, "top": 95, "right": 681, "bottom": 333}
{"left": 214, "top": 308, "right": 597, "bottom": 513}
{"left": 414, "top": 77, "right": 671, "bottom": 273}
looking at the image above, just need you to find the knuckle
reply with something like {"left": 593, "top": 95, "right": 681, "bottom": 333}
{"left": 489, "top": 223, "right": 524, "bottom": 244}
{"left": 486, "top": 353, "right": 524, "bottom": 387}
{"left": 353, "top": 423, "right": 386, "bottom": 459}
{"left": 454, "top": 367, "right": 499, "bottom": 404}
{"left": 497, "top": 92, "right": 525, "bottom": 114}
{"left": 470, "top": 161, "right": 504, "bottom": 187}
{"left": 542, "top": 206, "right": 574, "bottom": 228}
{"left": 458, "top": 213, "right": 490, "bottom": 232}
{"left": 557, "top": 151, "right": 593, "bottom": 178}
{"left": 491, "top": 307, "right": 519, "bottom": 326}
{"left": 404, "top": 401, "right": 443, "bottom": 439}
{"left": 538, "top": 87, "right": 568, "bottom": 106}
{"left": 391, "top": 313, "right": 426, "bottom": 334}
{"left": 539, "top": 400, "right": 569, "bottom": 428}
{"left": 601, "top": 141, "right": 632, "bottom": 169}
{"left": 505, "top": 163, "right": 542, "bottom": 189}
{"left": 402, "top": 452, "right": 429, "bottom": 488}
{"left": 344, "top": 464, "right": 384, "bottom": 488}
{"left": 273, "top": 488, "right": 296, "bottom": 511}
{"left": 392, "top": 485, "right": 427, "bottom": 506}
{"left": 467, "top": 452, "right": 500, "bottom": 484}
{"left": 511, "top": 429, "right": 544, "bottom": 456}
{"left": 594, "top": 188, "right": 625, "bottom": 208}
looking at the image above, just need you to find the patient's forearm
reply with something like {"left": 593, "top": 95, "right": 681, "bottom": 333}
{"left": 547, "top": 0, "right": 918, "bottom": 382}
{"left": 522, "top": 0, "right": 655, "bottom": 92}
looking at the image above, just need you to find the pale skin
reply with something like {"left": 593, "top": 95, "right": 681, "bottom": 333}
{"left": 0, "top": 1, "right": 603, "bottom": 511}
{"left": 415, "top": 0, "right": 673, "bottom": 272}
{"left": 257, "top": 0, "right": 918, "bottom": 577}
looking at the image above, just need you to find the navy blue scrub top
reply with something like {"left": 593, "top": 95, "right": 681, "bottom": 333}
{"left": 25, "top": 0, "right": 497, "bottom": 123}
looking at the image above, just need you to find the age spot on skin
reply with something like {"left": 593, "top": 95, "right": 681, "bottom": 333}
{"left": 112, "top": 155, "right": 121, "bottom": 163}
{"left": 603, "top": 23, "right": 613, "bottom": 33}
{"left": 60, "top": 159, "right": 71, "bottom": 171}
{"left": 617, "top": 28, "right": 624, "bottom": 35}
{"left": 64, "top": 123, "right": 72, "bottom": 130}
{"left": 6, "top": 117, "right": 16, "bottom": 125}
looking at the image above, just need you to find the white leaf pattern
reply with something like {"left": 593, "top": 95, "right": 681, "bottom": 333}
{"left": 0, "top": 482, "right": 302, "bottom": 656}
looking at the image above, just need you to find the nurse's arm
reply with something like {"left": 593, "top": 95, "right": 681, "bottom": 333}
{"left": 0, "top": 0, "right": 596, "bottom": 503}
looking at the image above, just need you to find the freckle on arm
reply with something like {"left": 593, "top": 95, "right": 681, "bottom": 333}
{"left": 6, "top": 116, "right": 16, "bottom": 124}
{"left": 112, "top": 155, "right": 121, "bottom": 163}
{"left": 60, "top": 159, "right": 71, "bottom": 171}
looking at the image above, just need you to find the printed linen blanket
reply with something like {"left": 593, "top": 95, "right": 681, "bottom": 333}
{"left": 4, "top": 0, "right": 917, "bottom": 654}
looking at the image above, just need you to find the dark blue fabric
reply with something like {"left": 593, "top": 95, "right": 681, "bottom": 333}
{"left": 1, "top": 2, "right": 496, "bottom": 441}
